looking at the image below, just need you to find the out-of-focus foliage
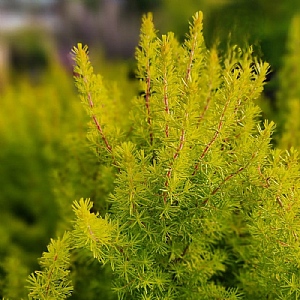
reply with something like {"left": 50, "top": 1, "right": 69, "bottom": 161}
{"left": 0, "top": 33, "right": 136, "bottom": 298}
{"left": 158, "top": 0, "right": 300, "bottom": 70}
{"left": 0, "top": 58, "right": 83, "bottom": 298}
{"left": 275, "top": 14, "right": 300, "bottom": 149}
{"left": 81, "top": 0, "right": 160, "bottom": 12}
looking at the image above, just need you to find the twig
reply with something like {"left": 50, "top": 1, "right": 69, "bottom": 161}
{"left": 163, "top": 77, "right": 170, "bottom": 138}
{"left": 145, "top": 62, "right": 153, "bottom": 145}
{"left": 193, "top": 95, "right": 231, "bottom": 175}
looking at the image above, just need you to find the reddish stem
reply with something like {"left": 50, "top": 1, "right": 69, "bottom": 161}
{"left": 163, "top": 26, "right": 197, "bottom": 202}
{"left": 186, "top": 33, "right": 198, "bottom": 83}
{"left": 45, "top": 252, "right": 58, "bottom": 297}
{"left": 87, "top": 91, "right": 94, "bottom": 108}
{"left": 211, "top": 166, "right": 244, "bottom": 196}
{"left": 193, "top": 96, "right": 231, "bottom": 175}
{"left": 163, "top": 78, "right": 170, "bottom": 138}
{"left": 198, "top": 86, "right": 212, "bottom": 126}
{"left": 92, "top": 115, "right": 112, "bottom": 153}
{"left": 164, "top": 127, "right": 186, "bottom": 203}
{"left": 145, "top": 62, "right": 153, "bottom": 145}
{"left": 82, "top": 76, "right": 113, "bottom": 154}
{"left": 203, "top": 151, "right": 260, "bottom": 204}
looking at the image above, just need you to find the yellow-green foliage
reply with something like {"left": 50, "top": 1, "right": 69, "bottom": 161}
{"left": 276, "top": 14, "right": 300, "bottom": 149}
{"left": 0, "top": 38, "right": 136, "bottom": 298}
{"left": 0, "top": 63, "right": 79, "bottom": 299}
{"left": 27, "top": 233, "right": 72, "bottom": 300}
{"left": 27, "top": 11, "right": 300, "bottom": 300}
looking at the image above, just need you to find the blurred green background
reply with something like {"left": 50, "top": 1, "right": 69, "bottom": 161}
{"left": 0, "top": 0, "right": 299, "bottom": 298}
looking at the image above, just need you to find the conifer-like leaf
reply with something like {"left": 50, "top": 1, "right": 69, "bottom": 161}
{"left": 72, "top": 198, "right": 115, "bottom": 262}
{"left": 71, "top": 43, "right": 120, "bottom": 158}
{"left": 27, "top": 232, "right": 72, "bottom": 300}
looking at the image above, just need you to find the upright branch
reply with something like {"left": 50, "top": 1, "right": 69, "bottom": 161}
{"left": 163, "top": 76, "right": 170, "bottom": 138}
{"left": 164, "top": 12, "right": 204, "bottom": 202}
{"left": 193, "top": 94, "right": 232, "bottom": 175}
{"left": 159, "top": 32, "right": 177, "bottom": 139}
{"left": 185, "top": 11, "right": 203, "bottom": 83}
{"left": 27, "top": 233, "right": 72, "bottom": 300}
{"left": 197, "top": 87, "right": 212, "bottom": 125}
{"left": 72, "top": 44, "right": 113, "bottom": 154}
{"left": 135, "top": 13, "right": 158, "bottom": 146}
{"left": 92, "top": 115, "right": 112, "bottom": 153}
{"left": 164, "top": 126, "right": 186, "bottom": 203}
{"left": 145, "top": 61, "right": 153, "bottom": 144}
{"left": 197, "top": 48, "right": 221, "bottom": 126}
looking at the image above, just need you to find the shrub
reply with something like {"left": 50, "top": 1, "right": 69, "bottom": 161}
{"left": 27, "top": 11, "right": 300, "bottom": 299}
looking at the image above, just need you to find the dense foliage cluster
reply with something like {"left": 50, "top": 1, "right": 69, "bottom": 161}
{"left": 25, "top": 11, "right": 300, "bottom": 299}
{"left": 1, "top": 10, "right": 300, "bottom": 300}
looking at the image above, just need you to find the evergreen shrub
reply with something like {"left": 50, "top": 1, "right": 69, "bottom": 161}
{"left": 27, "top": 11, "right": 300, "bottom": 299}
